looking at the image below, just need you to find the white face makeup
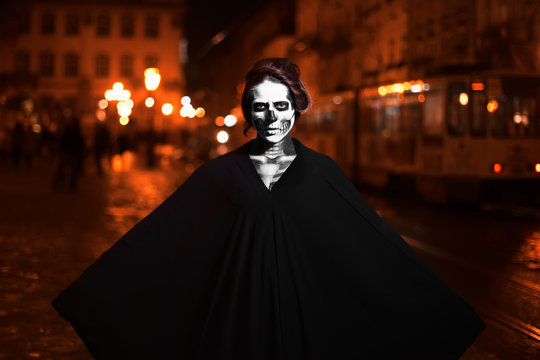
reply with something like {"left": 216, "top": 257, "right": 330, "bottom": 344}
{"left": 250, "top": 80, "right": 295, "bottom": 143}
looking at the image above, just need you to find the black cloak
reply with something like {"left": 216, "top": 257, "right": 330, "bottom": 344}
{"left": 52, "top": 139, "right": 485, "bottom": 359}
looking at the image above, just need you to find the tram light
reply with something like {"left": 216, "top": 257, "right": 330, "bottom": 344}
{"left": 378, "top": 86, "right": 388, "bottom": 96}
{"left": 411, "top": 84, "right": 422, "bottom": 93}
{"left": 459, "top": 92, "right": 469, "bottom": 106}
{"left": 493, "top": 163, "right": 503, "bottom": 174}
{"left": 487, "top": 100, "right": 498, "bottom": 113}
{"left": 471, "top": 82, "right": 485, "bottom": 91}
{"left": 535, "top": 163, "right": 540, "bottom": 173}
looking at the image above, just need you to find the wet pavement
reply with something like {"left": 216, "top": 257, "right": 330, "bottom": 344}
{"left": 0, "top": 152, "right": 538, "bottom": 359}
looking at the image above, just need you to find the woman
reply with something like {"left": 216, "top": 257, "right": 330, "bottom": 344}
{"left": 52, "top": 58, "right": 485, "bottom": 359}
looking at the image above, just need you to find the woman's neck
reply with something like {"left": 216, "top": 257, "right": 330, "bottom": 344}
{"left": 249, "top": 135, "right": 296, "bottom": 159}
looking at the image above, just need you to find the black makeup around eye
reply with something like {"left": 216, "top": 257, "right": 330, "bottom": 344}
{"left": 274, "top": 101, "right": 290, "bottom": 110}
{"left": 252, "top": 102, "right": 268, "bottom": 111}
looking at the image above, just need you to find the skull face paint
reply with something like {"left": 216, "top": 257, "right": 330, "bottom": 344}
{"left": 250, "top": 80, "right": 295, "bottom": 143}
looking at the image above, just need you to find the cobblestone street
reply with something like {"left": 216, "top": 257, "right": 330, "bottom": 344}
{"left": 0, "top": 155, "right": 190, "bottom": 359}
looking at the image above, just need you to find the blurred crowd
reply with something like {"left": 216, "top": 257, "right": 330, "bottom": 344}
{"left": 0, "top": 108, "right": 216, "bottom": 193}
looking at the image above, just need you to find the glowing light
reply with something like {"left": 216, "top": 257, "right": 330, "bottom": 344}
{"left": 96, "top": 109, "right": 106, "bottom": 121}
{"left": 423, "top": 83, "right": 430, "bottom": 91}
{"left": 187, "top": 107, "right": 197, "bottom": 118}
{"left": 418, "top": 94, "right": 425, "bottom": 103}
{"left": 32, "top": 123, "right": 41, "bottom": 133}
{"left": 104, "top": 90, "right": 114, "bottom": 101}
{"left": 126, "top": 99, "right": 134, "bottom": 108}
{"left": 403, "top": 82, "right": 411, "bottom": 91}
{"left": 514, "top": 113, "right": 522, "bottom": 124}
{"left": 145, "top": 97, "right": 155, "bottom": 108}
{"left": 120, "top": 90, "right": 131, "bottom": 101}
{"left": 392, "top": 83, "right": 404, "bottom": 93}
{"left": 215, "top": 116, "right": 225, "bottom": 126}
{"left": 487, "top": 100, "right": 498, "bottom": 113}
{"left": 471, "top": 82, "right": 485, "bottom": 91}
{"left": 411, "top": 84, "right": 422, "bottom": 93}
{"left": 119, "top": 116, "right": 129, "bottom": 125}
{"left": 144, "top": 68, "right": 161, "bottom": 91}
{"left": 195, "top": 107, "right": 205, "bottom": 118}
{"left": 180, "top": 107, "right": 188, "bottom": 117}
{"left": 117, "top": 102, "right": 132, "bottom": 117}
{"left": 535, "top": 163, "right": 540, "bottom": 173}
{"left": 459, "top": 92, "right": 469, "bottom": 106}
{"left": 378, "top": 86, "right": 388, "bottom": 96}
{"left": 224, "top": 114, "right": 237, "bottom": 127}
{"left": 98, "top": 99, "right": 108, "bottom": 109}
{"left": 493, "top": 163, "right": 502, "bottom": 174}
{"left": 112, "top": 154, "right": 123, "bottom": 172}
{"left": 181, "top": 96, "right": 191, "bottom": 105}
{"left": 161, "top": 103, "right": 173, "bottom": 116}
{"left": 105, "top": 82, "right": 131, "bottom": 101}
{"left": 217, "top": 130, "right": 229, "bottom": 143}
{"left": 332, "top": 95, "right": 343, "bottom": 105}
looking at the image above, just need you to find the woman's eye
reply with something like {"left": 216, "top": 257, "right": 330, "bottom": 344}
{"left": 253, "top": 103, "right": 268, "bottom": 111}
{"left": 275, "top": 102, "right": 290, "bottom": 111}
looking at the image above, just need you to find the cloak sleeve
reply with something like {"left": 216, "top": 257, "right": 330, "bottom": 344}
{"left": 315, "top": 154, "right": 486, "bottom": 358}
{"left": 51, "top": 161, "right": 241, "bottom": 359}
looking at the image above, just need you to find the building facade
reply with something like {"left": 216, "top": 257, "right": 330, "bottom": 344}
{"left": 1, "top": 0, "right": 184, "bottom": 132}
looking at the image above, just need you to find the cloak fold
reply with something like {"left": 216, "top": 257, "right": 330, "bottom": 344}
{"left": 52, "top": 139, "right": 485, "bottom": 359}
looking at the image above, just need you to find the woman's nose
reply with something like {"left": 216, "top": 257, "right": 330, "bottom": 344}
{"left": 266, "top": 108, "right": 277, "bottom": 122}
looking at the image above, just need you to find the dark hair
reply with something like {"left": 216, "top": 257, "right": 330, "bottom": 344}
{"left": 241, "top": 58, "right": 311, "bottom": 135}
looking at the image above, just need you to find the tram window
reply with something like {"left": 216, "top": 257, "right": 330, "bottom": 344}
{"left": 422, "top": 92, "right": 443, "bottom": 137}
{"left": 489, "top": 78, "right": 540, "bottom": 137}
{"left": 402, "top": 103, "right": 421, "bottom": 133}
{"left": 446, "top": 82, "right": 468, "bottom": 136}
{"left": 488, "top": 97, "right": 508, "bottom": 137}
{"left": 471, "top": 92, "right": 487, "bottom": 137}
{"left": 383, "top": 104, "right": 399, "bottom": 135}
{"left": 362, "top": 101, "right": 383, "bottom": 133}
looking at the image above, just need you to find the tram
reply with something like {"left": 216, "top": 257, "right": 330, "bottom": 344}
{"left": 299, "top": 72, "right": 540, "bottom": 203}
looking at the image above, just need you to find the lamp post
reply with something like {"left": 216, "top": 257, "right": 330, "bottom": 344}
{"left": 144, "top": 68, "right": 161, "bottom": 167}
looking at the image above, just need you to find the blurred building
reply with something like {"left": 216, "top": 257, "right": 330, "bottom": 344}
{"left": 0, "top": 0, "right": 185, "bottom": 133}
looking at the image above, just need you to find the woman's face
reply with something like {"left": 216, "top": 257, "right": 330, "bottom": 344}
{"left": 250, "top": 80, "right": 295, "bottom": 143}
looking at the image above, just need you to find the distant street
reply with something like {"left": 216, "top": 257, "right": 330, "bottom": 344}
{"left": 0, "top": 153, "right": 538, "bottom": 359}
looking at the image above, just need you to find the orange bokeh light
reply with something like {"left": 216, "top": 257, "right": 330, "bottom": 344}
{"left": 493, "top": 163, "right": 502, "bottom": 174}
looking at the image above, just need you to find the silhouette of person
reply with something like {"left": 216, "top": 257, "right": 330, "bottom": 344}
{"left": 52, "top": 115, "right": 85, "bottom": 192}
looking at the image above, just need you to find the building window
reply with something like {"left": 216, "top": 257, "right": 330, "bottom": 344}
{"left": 41, "top": 10, "right": 55, "bottom": 34}
{"left": 64, "top": 53, "right": 79, "bottom": 77}
{"left": 66, "top": 12, "right": 80, "bottom": 35}
{"left": 121, "top": 13, "right": 134, "bottom": 37}
{"left": 15, "top": 51, "right": 30, "bottom": 73}
{"left": 97, "top": 11, "right": 110, "bottom": 36}
{"left": 144, "top": 55, "right": 158, "bottom": 68}
{"left": 40, "top": 52, "right": 55, "bottom": 77}
{"left": 95, "top": 54, "right": 109, "bottom": 77}
{"left": 120, "top": 54, "right": 133, "bottom": 77}
{"left": 19, "top": 11, "right": 31, "bottom": 33}
{"left": 145, "top": 15, "right": 159, "bottom": 37}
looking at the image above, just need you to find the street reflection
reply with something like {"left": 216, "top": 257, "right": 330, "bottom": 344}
{"left": 513, "top": 231, "right": 540, "bottom": 270}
